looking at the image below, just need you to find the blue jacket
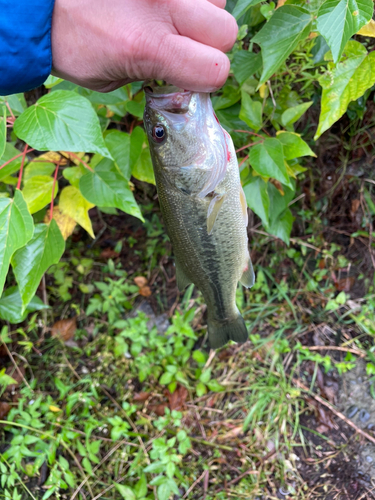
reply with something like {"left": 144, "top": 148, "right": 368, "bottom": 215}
{"left": 0, "top": 0, "right": 55, "bottom": 95}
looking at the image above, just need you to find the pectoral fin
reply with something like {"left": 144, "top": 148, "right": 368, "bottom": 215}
{"left": 239, "top": 187, "right": 248, "bottom": 227}
{"left": 240, "top": 254, "right": 255, "bottom": 288}
{"left": 207, "top": 194, "right": 226, "bottom": 235}
{"left": 175, "top": 257, "right": 192, "bottom": 292}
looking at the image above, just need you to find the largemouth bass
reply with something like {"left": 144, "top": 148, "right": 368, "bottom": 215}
{"left": 143, "top": 85, "right": 254, "bottom": 349}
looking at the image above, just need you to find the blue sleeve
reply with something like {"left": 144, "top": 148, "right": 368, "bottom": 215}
{"left": 0, "top": 0, "right": 55, "bottom": 96}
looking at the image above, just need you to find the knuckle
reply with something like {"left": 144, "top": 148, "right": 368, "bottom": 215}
{"left": 212, "top": 55, "right": 230, "bottom": 89}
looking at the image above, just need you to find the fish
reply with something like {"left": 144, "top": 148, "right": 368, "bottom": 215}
{"left": 143, "top": 85, "right": 254, "bottom": 349}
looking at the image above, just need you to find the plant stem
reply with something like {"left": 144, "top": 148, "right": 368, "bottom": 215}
{"left": 16, "top": 144, "right": 28, "bottom": 190}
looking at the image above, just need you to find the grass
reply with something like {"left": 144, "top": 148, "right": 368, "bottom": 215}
{"left": 1, "top": 212, "right": 375, "bottom": 500}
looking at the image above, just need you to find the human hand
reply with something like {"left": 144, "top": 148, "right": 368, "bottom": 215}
{"left": 51, "top": 0, "right": 238, "bottom": 93}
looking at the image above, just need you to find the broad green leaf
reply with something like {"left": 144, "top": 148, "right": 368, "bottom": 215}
{"left": 252, "top": 6, "right": 312, "bottom": 85}
{"left": 281, "top": 101, "right": 312, "bottom": 127}
{"left": 316, "top": 0, "right": 373, "bottom": 62}
{"left": 269, "top": 208, "right": 294, "bottom": 244}
{"left": 104, "top": 130, "right": 131, "bottom": 180}
{"left": 114, "top": 484, "right": 136, "bottom": 500}
{"left": 315, "top": 41, "right": 375, "bottom": 138}
{"left": 0, "top": 287, "right": 48, "bottom": 324}
{"left": 22, "top": 175, "right": 58, "bottom": 214}
{"left": 14, "top": 91, "right": 111, "bottom": 157}
{"left": 0, "top": 143, "right": 28, "bottom": 182}
{"left": 232, "top": 0, "right": 263, "bottom": 19}
{"left": 24, "top": 161, "right": 55, "bottom": 182}
{"left": 132, "top": 148, "right": 155, "bottom": 185}
{"left": 0, "top": 190, "right": 34, "bottom": 296}
{"left": 0, "top": 106, "right": 5, "bottom": 159}
{"left": 249, "top": 138, "right": 291, "bottom": 187}
{"left": 130, "top": 127, "right": 146, "bottom": 169}
{"left": 12, "top": 220, "right": 65, "bottom": 310}
{"left": 59, "top": 186, "right": 95, "bottom": 238}
{"left": 268, "top": 181, "right": 295, "bottom": 221}
{"left": 243, "top": 175, "right": 270, "bottom": 226}
{"left": 79, "top": 158, "right": 144, "bottom": 221}
{"left": 239, "top": 92, "right": 263, "bottom": 131}
{"left": 276, "top": 131, "right": 316, "bottom": 159}
{"left": 232, "top": 51, "right": 262, "bottom": 85}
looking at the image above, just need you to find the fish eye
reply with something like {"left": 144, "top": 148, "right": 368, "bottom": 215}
{"left": 152, "top": 124, "right": 166, "bottom": 144}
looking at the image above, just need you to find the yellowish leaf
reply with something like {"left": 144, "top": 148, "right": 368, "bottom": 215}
{"left": 39, "top": 151, "right": 68, "bottom": 165}
{"left": 49, "top": 405, "right": 61, "bottom": 412}
{"left": 59, "top": 186, "right": 95, "bottom": 238}
{"left": 44, "top": 207, "right": 76, "bottom": 240}
{"left": 357, "top": 19, "right": 375, "bottom": 37}
{"left": 276, "top": 0, "right": 286, "bottom": 7}
{"left": 259, "top": 83, "right": 268, "bottom": 99}
{"left": 60, "top": 151, "right": 89, "bottom": 166}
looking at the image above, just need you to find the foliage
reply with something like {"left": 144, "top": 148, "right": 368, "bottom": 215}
{"left": 0, "top": 0, "right": 375, "bottom": 319}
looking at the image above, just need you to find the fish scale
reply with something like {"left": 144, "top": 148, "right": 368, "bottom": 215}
{"left": 144, "top": 86, "right": 254, "bottom": 349}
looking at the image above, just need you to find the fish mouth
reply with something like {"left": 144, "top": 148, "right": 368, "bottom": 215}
{"left": 144, "top": 84, "right": 193, "bottom": 114}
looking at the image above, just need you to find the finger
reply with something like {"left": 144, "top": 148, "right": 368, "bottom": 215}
{"left": 207, "top": 0, "right": 226, "bottom": 8}
{"left": 170, "top": 0, "right": 237, "bottom": 53}
{"left": 151, "top": 34, "right": 230, "bottom": 92}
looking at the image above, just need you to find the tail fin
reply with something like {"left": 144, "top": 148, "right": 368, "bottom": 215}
{"left": 208, "top": 314, "right": 248, "bottom": 349}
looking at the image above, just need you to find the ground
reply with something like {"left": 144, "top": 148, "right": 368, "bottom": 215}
{"left": 1, "top": 101, "right": 375, "bottom": 500}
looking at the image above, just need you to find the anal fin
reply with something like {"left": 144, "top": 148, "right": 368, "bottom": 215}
{"left": 207, "top": 194, "right": 226, "bottom": 235}
{"left": 175, "top": 257, "right": 192, "bottom": 292}
{"left": 240, "top": 254, "right": 255, "bottom": 288}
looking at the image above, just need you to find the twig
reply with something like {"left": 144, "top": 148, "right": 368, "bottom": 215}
{"left": 0, "top": 148, "right": 34, "bottom": 171}
{"left": 308, "top": 346, "right": 366, "bottom": 357}
{"left": 50, "top": 160, "right": 60, "bottom": 221}
{"left": 182, "top": 470, "right": 207, "bottom": 498}
{"left": 1, "top": 341, "right": 31, "bottom": 390}
{"left": 294, "top": 379, "right": 375, "bottom": 446}
{"left": 16, "top": 144, "right": 28, "bottom": 190}
{"left": 234, "top": 130, "right": 265, "bottom": 139}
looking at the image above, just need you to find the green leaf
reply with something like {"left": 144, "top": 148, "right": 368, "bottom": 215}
{"left": 0, "top": 106, "right": 6, "bottom": 160}
{"left": 104, "top": 130, "right": 131, "bottom": 180}
{"left": 62, "top": 165, "right": 85, "bottom": 188}
{"left": 243, "top": 175, "right": 270, "bottom": 227}
{"left": 239, "top": 92, "right": 263, "bottom": 132}
{"left": 199, "top": 369, "right": 211, "bottom": 384}
{"left": 0, "top": 190, "right": 34, "bottom": 296}
{"left": 232, "top": 0, "right": 263, "bottom": 19}
{"left": 252, "top": 6, "right": 312, "bottom": 85}
{"left": 79, "top": 158, "right": 144, "bottom": 221}
{"left": 59, "top": 186, "right": 95, "bottom": 238}
{"left": 115, "top": 484, "right": 136, "bottom": 500}
{"left": 232, "top": 51, "right": 262, "bottom": 85}
{"left": 22, "top": 175, "right": 58, "bottom": 214}
{"left": 12, "top": 220, "right": 65, "bottom": 310}
{"left": 14, "top": 91, "right": 111, "bottom": 157}
{"left": 82, "top": 457, "right": 93, "bottom": 476}
{"left": 249, "top": 138, "right": 291, "bottom": 187}
{"left": 207, "top": 379, "right": 225, "bottom": 392}
{"left": 24, "top": 161, "right": 55, "bottom": 182}
{"left": 316, "top": 0, "right": 373, "bottom": 63}
{"left": 0, "top": 287, "right": 48, "bottom": 324}
{"left": 134, "top": 474, "right": 147, "bottom": 498}
{"left": 315, "top": 41, "right": 375, "bottom": 138}
{"left": 268, "top": 208, "right": 294, "bottom": 245}
{"left": 132, "top": 147, "right": 155, "bottom": 185}
{"left": 159, "top": 372, "right": 173, "bottom": 385}
{"left": 196, "top": 382, "right": 207, "bottom": 397}
{"left": 281, "top": 101, "right": 313, "bottom": 127}
{"left": 276, "top": 131, "right": 316, "bottom": 159}
{"left": 0, "top": 143, "right": 28, "bottom": 182}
